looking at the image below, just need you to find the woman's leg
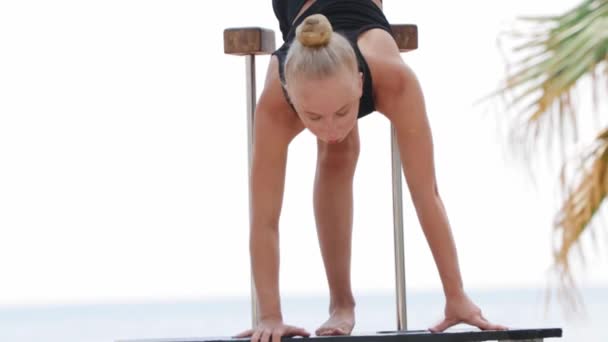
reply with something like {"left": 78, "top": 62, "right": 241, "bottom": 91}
{"left": 313, "top": 123, "right": 360, "bottom": 335}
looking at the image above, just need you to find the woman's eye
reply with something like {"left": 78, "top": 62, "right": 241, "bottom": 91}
{"left": 336, "top": 112, "right": 348, "bottom": 117}
{"left": 310, "top": 116, "right": 322, "bottom": 121}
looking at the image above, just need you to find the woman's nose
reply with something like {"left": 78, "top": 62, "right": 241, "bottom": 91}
{"left": 326, "top": 119, "right": 339, "bottom": 139}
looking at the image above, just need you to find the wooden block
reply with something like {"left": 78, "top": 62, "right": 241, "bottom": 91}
{"left": 390, "top": 24, "right": 418, "bottom": 52}
{"left": 223, "top": 27, "right": 276, "bottom": 56}
{"left": 222, "top": 24, "right": 417, "bottom": 55}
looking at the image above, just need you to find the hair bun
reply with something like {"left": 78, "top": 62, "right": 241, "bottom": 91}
{"left": 296, "top": 14, "right": 333, "bottom": 47}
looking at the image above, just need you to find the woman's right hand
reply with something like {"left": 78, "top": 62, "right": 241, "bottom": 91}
{"left": 234, "top": 318, "right": 310, "bottom": 342}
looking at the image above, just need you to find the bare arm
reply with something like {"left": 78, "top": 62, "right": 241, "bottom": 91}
{"left": 361, "top": 29, "right": 465, "bottom": 300}
{"left": 235, "top": 57, "right": 310, "bottom": 341}
{"left": 393, "top": 68, "right": 464, "bottom": 295}
{"left": 363, "top": 29, "right": 507, "bottom": 332}
{"left": 249, "top": 56, "right": 304, "bottom": 320}
{"left": 375, "top": 58, "right": 465, "bottom": 300}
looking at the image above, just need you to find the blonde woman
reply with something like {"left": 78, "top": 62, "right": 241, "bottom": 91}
{"left": 235, "top": 0, "right": 508, "bottom": 341}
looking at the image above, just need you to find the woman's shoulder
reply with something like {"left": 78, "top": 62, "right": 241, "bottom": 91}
{"left": 358, "top": 28, "right": 407, "bottom": 87}
{"left": 256, "top": 56, "right": 303, "bottom": 131}
{"left": 357, "top": 29, "right": 421, "bottom": 113}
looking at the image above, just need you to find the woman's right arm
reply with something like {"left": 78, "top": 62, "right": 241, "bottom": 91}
{"left": 249, "top": 101, "right": 291, "bottom": 320}
{"left": 236, "top": 56, "right": 307, "bottom": 341}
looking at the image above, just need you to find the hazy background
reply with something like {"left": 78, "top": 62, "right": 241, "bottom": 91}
{"left": 0, "top": 1, "right": 606, "bottom": 338}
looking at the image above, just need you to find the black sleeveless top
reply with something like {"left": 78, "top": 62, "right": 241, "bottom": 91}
{"left": 271, "top": 0, "right": 392, "bottom": 119}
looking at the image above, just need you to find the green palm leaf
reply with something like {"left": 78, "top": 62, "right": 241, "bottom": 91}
{"left": 549, "top": 128, "right": 608, "bottom": 312}
{"left": 483, "top": 0, "right": 608, "bottom": 311}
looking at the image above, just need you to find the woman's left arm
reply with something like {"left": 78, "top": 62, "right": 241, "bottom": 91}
{"left": 368, "top": 35, "right": 508, "bottom": 333}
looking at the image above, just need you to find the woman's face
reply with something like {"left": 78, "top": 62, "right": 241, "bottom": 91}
{"left": 287, "top": 69, "right": 363, "bottom": 144}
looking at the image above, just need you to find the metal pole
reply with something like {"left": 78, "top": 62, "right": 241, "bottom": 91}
{"left": 390, "top": 124, "right": 408, "bottom": 331}
{"left": 378, "top": 0, "right": 407, "bottom": 330}
{"left": 245, "top": 54, "right": 259, "bottom": 328}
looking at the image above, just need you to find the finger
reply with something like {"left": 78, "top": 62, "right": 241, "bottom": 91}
{"left": 272, "top": 330, "right": 283, "bottom": 342}
{"left": 471, "top": 317, "right": 493, "bottom": 330}
{"left": 493, "top": 324, "right": 509, "bottom": 331}
{"left": 251, "top": 330, "right": 262, "bottom": 342}
{"left": 481, "top": 320, "right": 509, "bottom": 331}
{"left": 261, "top": 329, "right": 272, "bottom": 342}
{"left": 478, "top": 314, "right": 509, "bottom": 330}
{"left": 468, "top": 316, "right": 508, "bottom": 331}
{"left": 233, "top": 329, "right": 253, "bottom": 338}
{"left": 429, "top": 318, "right": 458, "bottom": 333}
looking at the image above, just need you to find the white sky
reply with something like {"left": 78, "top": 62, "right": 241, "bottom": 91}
{"left": 0, "top": 0, "right": 606, "bottom": 307}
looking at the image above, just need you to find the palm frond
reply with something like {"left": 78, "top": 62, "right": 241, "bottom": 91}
{"left": 480, "top": 0, "right": 608, "bottom": 313}
{"left": 484, "top": 0, "right": 608, "bottom": 164}
{"left": 550, "top": 128, "right": 608, "bottom": 311}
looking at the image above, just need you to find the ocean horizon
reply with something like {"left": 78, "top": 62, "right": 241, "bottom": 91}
{"left": 1, "top": 287, "right": 606, "bottom": 342}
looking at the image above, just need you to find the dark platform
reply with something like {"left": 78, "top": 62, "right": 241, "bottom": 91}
{"left": 118, "top": 328, "right": 562, "bottom": 342}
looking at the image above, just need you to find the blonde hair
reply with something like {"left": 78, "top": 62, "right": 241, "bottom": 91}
{"left": 284, "top": 14, "right": 358, "bottom": 85}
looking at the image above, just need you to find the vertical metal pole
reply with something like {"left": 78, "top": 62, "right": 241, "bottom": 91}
{"left": 378, "top": 0, "right": 407, "bottom": 331}
{"left": 245, "top": 54, "right": 259, "bottom": 328}
{"left": 390, "top": 124, "right": 408, "bottom": 331}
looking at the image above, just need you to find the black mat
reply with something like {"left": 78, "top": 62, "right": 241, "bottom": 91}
{"left": 117, "top": 327, "right": 562, "bottom": 342}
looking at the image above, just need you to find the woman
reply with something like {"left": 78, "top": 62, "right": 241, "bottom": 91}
{"left": 235, "top": 0, "right": 508, "bottom": 340}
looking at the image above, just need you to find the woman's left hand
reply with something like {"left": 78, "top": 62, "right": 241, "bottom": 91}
{"left": 429, "top": 292, "right": 509, "bottom": 333}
